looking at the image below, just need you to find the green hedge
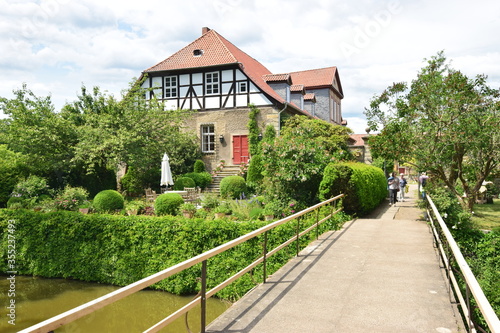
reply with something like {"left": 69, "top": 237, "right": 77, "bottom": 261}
{"left": 155, "top": 193, "right": 184, "bottom": 216}
{"left": 173, "top": 177, "right": 196, "bottom": 190}
{"left": 183, "top": 172, "right": 212, "bottom": 189}
{"left": 0, "top": 209, "right": 349, "bottom": 300}
{"left": 220, "top": 176, "right": 247, "bottom": 199}
{"left": 319, "top": 162, "right": 386, "bottom": 216}
{"left": 93, "top": 190, "right": 124, "bottom": 212}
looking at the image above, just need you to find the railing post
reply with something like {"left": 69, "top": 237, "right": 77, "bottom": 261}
{"left": 296, "top": 216, "right": 300, "bottom": 256}
{"left": 201, "top": 260, "right": 207, "bottom": 333}
{"left": 263, "top": 231, "right": 268, "bottom": 283}
{"left": 315, "top": 209, "right": 320, "bottom": 240}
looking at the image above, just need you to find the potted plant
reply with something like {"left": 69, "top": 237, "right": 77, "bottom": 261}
{"left": 78, "top": 201, "right": 92, "bottom": 214}
{"left": 179, "top": 202, "right": 197, "bottom": 218}
{"left": 125, "top": 200, "right": 144, "bottom": 216}
{"left": 262, "top": 207, "right": 275, "bottom": 221}
{"left": 201, "top": 193, "right": 220, "bottom": 211}
{"left": 213, "top": 204, "right": 230, "bottom": 219}
{"left": 263, "top": 201, "right": 280, "bottom": 221}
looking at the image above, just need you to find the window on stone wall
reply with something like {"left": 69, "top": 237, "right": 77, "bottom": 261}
{"left": 205, "top": 72, "right": 220, "bottom": 95}
{"left": 201, "top": 124, "right": 215, "bottom": 153}
{"left": 165, "top": 76, "right": 177, "bottom": 98}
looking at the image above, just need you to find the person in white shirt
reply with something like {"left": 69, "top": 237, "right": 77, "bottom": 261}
{"left": 387, "top": 172, "right": 400, "bottom": 206}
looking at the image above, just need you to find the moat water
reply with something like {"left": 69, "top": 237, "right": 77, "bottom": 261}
{"left": 0, "top": 275, "right": 230, "bottom": 332}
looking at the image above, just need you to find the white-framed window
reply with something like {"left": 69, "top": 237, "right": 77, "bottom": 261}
{"left": 205, "top": 72, "right": 220, "bottom": 95}
{"left": 201, "top": 124, "right": 215, "bottom": 153}
{"left": 238, "top": 81, "right": 248, "bottom": 93}
{"left": 165, "top": 76, "right": 177, "bottom": 98}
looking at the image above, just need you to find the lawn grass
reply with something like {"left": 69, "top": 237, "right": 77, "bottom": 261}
{"left": 472, "top": 198, "right": 500, "bottom": 231}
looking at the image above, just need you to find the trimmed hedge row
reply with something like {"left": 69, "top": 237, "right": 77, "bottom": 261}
{"left": 319, "top": 162, "right": 387, "bottom": 216}
{"left": 0, "top": 208, "right": 349, "bottom": 300}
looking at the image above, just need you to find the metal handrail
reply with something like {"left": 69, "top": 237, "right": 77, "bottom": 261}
{"left": 20, "top": 194, "right": 344, "bottom": 333}
{"left": 426, "top": 195, "right": 500, "bottom": 333}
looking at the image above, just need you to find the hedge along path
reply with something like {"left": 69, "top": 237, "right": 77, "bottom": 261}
{"left": 12, "top": 194, "right": 344, "bottom": 333}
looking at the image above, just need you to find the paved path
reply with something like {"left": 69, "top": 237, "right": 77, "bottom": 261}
{"left": 207, "top": 185, "right": 465, "bottom": 333}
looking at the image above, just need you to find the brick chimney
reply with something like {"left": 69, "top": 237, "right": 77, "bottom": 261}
{"left": 202, "top": 27, "right": 210, "bottom": 35}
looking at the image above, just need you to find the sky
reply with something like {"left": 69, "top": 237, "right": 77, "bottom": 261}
{"left": 1, "top": 0, "right": 499, "bottom": 134}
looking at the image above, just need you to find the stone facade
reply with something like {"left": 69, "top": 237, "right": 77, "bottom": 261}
{"left": 185, "top": 106, "right": 279, "bottom": 170}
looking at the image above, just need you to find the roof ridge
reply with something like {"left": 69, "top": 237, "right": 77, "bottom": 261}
{"left": 289, "top": 66, "right": 337, "bottom": 74}
{"left": 210, "top": 30, "right": 238, "bottom": 63}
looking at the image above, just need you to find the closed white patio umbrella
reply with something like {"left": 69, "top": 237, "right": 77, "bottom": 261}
{"left": 160, "top": 153, "right": 174, "bottom": 187}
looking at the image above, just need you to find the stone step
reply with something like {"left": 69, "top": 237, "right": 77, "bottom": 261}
{"left": 207, "top": 165, "right": 242, "bottom": 193}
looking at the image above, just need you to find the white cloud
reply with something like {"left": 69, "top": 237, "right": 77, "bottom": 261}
{"left": 1, "top": 0, "right": 499, "bottom": 129}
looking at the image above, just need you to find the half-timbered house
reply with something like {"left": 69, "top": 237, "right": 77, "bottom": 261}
{"left": 140, "top": 27, "right": 345, "bottom": 170}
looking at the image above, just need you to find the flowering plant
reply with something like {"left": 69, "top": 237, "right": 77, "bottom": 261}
{"left": 54, "top": 186, "right": 89, "bottom": 211}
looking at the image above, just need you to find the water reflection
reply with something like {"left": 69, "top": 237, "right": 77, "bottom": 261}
{"left": 0, "top": 275, "right": 230, "bottom": 333}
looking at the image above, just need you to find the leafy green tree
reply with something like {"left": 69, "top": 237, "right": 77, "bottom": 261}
{"left": 365, "top": 52, "right": 500, "bottom": 211}
{"left": 0, "top": 145, "right": 28, "bottom": 207}
{"left": 62, "top": 78, "right": 200, "bottom": 188}
{"left": 262, "top": 116, "right": 353, "bottom": 206}
{"left": 0, "top": 84, "right": 77, "bottom": 187}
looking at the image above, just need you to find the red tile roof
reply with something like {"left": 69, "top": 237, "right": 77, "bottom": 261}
{"left": 263, "top": 73, "right": 291, "bottom": 82}
{"left": 304, "top": 93, "right": 316, "bottom": 101}
{"left": 348, "top": 133, "right": 370, "bottom": 145}
{"left": 289, "top": 67, "right": 343, "bottom": 97}
{"left": 290, "top": 84, "right": 305, "bottom": 93}
{"left": 144, "top": 29, "right": 296, "bottom": 108}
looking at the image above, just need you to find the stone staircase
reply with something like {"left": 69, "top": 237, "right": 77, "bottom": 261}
{"left": 206, "top": 165, "right": 241, "bottom": 193}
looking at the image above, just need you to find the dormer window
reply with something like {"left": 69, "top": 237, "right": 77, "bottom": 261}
{"left": 193, "top": 49, "right": 204, "bottom": 57}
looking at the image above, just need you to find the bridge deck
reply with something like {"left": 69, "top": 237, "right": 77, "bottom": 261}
{"left": 207, "top": 185, "right": 465, "bottom": 333}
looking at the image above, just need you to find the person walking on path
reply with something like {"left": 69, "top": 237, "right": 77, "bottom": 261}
{"left": 399, "top": 173, "right": 407, "bottom": 202}
{"left": 387, "top": 172, "right": 400, "bottom": 206}
{"left": 419, "top": 172, "right": 429, "bottom": 199}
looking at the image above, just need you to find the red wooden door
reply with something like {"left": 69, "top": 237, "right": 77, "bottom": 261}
{"left": 233, "top": 135, "right": 249, "bottom": 164}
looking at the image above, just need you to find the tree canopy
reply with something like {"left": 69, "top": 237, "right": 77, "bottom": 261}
{"left": 365, "top": 51, "right": 500, "bottom": 210}
{"left": 0, "top": 77, "right": 200, "bottom": 193}
{"left": 262, "top": 116, "right": 353, "bottom": 206}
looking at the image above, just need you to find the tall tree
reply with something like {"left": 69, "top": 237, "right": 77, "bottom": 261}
{"left": 0, "top": 84, "right": 77, "bottom": 186}
{"left": 61, "top": 78, "right": 200, "bottom": 187}
{"left": 262, "top": 116, "right": 353, "bottom": 206}
{"left": 365, "top": 52, "right": 500, "bottom": 211}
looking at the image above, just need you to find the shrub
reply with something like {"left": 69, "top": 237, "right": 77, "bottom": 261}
{"left": 54, "top": 185, "right": 90, "bottom": 211}
{"left": 193, "top": 160, "right": 206, "bottom": 173}
{"left": 93, "top": 190, "right": 124, "bottom": 212}
{"left": 173, "top": 177, "right": 196, "bottom": 190}
{"left": 155, "top": 193, "right": 184, "bottom": 216}
{"left": 220, "top": 176, "right": 247, "bottom": 199}
{"left": 319, "top": 162, "right": 386, "bottom": 216}
{"left": 120, "top": 167, "right": 144, "bottom": 196}
{"left": 7, "top": 197, "right": 25, "bottom": 209}
{"left": 12, "top": 175, "right": 52, "bottom": 204}
{"left": 183, "top": 172, "right": 212, "bottom": 189}
{"left": 246, "top": 155, "right": 264, "bottom": 192}
{"left": 201, "top": 193, "right": 220, "bottom": 210}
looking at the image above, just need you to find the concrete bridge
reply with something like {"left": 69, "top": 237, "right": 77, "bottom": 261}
{"left": 207, "top": 185, "right": 465, "bottom": 333}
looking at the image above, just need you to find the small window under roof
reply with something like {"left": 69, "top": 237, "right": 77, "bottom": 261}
{"left": 193, "top": 49, "right": 204, "bottom": 57}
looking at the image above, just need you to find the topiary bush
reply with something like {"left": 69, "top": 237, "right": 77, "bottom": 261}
{"left": 319, "top": 162, "right": 386, "bottom": 216}
{"left": 183, "top": 172, "right": 212, "bottom": 189}
{"left": 220, "top": 175, "right": 247, "bottom": 199}
{"left": 155, "top": 193, "right": 184, "bottom": 216}
{"left": 193, "top": 159, "right": 206, "bottom": 173}
{"left": 93, "top": 190, "right": 124, "bottom": 212}
{"left": 173, "top": 177, "right": 196, "bottom": 190}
